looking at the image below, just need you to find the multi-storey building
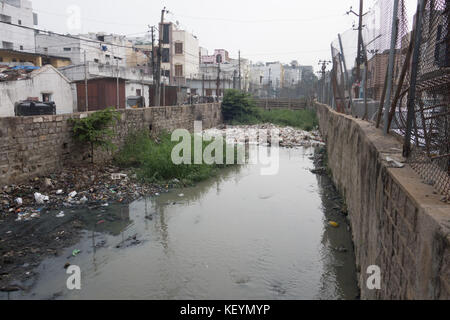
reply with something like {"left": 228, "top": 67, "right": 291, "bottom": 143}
{"left": 159, "top": 21, "right": 200, "bottom": 86}
{"left": 0, "top": 0, "right": 37, "bottom": 53}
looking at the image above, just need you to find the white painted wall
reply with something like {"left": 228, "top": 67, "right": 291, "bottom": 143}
{"left": 35, "top": 33, "right": 128, "bottom": 67}
{"left": 125, "top": 81, "right": 150, "bottom": 107}
{"left": 0, "top": 0, "right": 36, "bottom": 52}
{"left": 0, "top": 65, "right": 74, "bottom": 116}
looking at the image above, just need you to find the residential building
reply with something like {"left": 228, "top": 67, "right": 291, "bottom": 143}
{"left": 0, "top": 64, "right": 74, "bottom": 116}
{"left": 160, "top": 22, "right": 200, "bottom": 86}
{"left": 35, "top": 32, "right": 128, "bottom": 67}
{"left": 201, "top": 49, "right": 231, "bottom": 65}
{"left": 0, "top": 49, "right": 71, "bottom": 67}
{"left": 0, "top": 0, "right": 37, "bottom": 53}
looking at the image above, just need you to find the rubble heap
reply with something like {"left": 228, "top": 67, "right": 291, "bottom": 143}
{"left": 204, "top": 124, "right": 325, "bottom": 148}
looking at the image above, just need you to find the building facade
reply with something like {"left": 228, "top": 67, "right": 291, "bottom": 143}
{"left": 160, "top": 22, "right": 200, "bottom": 86}
{"left": 35, "top": 32, "right": 128, "bottom": 67}
{"left": 0, "top": 0, "right": 37, "bottom": 53}
{"left": 0, "top": 65, "right": 74, "bottom": 116}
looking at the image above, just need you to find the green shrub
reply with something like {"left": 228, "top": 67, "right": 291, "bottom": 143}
{"left": 222, "top": 90, "right": 318, "bottom": 131}
{"left": 115, "top": 131, "right": 237, "bottom": 185}
{"left": 69, "top": 107, "right": 121, "bottom": 163}
{"left": 222, "top": 89, "right": 260, "bottom": 123}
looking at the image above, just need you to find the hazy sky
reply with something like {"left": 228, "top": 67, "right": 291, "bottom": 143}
{"left": 32, "top": 0, "right": 417, "bottom": 71}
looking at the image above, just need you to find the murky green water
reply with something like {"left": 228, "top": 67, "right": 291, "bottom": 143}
{"left": 5, "top": 147, "right": 359, "bottom": 300}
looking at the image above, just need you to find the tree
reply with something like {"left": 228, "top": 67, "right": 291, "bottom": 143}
{"left": 69, "top": 108, "right": 121, "bottom": 163}
{"left": 222, "top": 89, "right": 259, "bottom": 123}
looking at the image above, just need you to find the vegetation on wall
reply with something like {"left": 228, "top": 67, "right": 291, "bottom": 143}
{"left": 69, "top": 107, "right": 121, "bottom": 163}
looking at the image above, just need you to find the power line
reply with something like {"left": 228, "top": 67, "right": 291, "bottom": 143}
{"left": 0, "top": 21, "right": 144, "bottom": 51}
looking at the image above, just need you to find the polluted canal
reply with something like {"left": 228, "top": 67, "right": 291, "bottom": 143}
{"left": 2, "top": 145, "right": 359, "bottom": 300}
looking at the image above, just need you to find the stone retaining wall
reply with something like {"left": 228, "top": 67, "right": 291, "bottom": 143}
{"left": 316, "top": 102, "right": 449, "bottom": 300}
{"left": 0, "top": 103, "right": 222, "bottom": 185}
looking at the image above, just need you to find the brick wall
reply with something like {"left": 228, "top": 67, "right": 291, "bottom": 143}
{"left": 316, "top": 102, "right": 449, "bottom": 300}
{"left": 0, "top": 103, "right": 222, "bottom": 185}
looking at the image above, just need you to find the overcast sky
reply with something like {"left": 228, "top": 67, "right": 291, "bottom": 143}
{"left": 32, "top": 0, "right": 417, "bottom": 72}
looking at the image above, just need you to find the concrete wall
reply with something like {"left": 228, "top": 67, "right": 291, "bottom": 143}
{"left": 315, "top": 103, "right": 449, "bottom": 300}
{"left": 0, "top": 103, "right": 222, "bottom": 185}
{"left": 0, "top": 65, "right": 74, "bottom": 116}
{"left": 0, "top": 0, "right": 36, "bottom": 52}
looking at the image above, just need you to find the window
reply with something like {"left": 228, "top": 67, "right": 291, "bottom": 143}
{"left": 18, "top": 20, "right": 22, "bottom": 25}
{"left": 63, "top": 47, "right": 72, "bottom": 51}
{"left": 175, "top": 64, "right": 183, "bottom": 77}
{"left": 94, "top": 59, "right": 99, "bottom": 63}
{"left": 175, "top": 42, "right": 183, "bottom": 55}
{"left": 136, "top": 89, "right": 142, "bottom": 96}
{"left": 0, "top": 57, "right": 3, "bottom": 62}
{"left": 162, "top": 24, "right": 170, "bottom": 44}
{"left": 105, "top": 54, "right": 110, "bottom": 58}
{"left": 20, "top": 45, "right": 23, "bottom": 51}
{"left": 12, "top": 58, "right": 17, "bottom": 62}
{"left": 162, "top": 48, "right": 170, "bottom": 63}
{"left": 2, "top": 41, "right": 13, "bottom": 50}
{"left": 0, "top": 14, "right": 11, "bottom": 24}
{"left": 42, "top": 93, "right": 53, "bottom": 102}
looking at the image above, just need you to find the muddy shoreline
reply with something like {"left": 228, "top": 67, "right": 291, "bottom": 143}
{"left": 0, "top": 163, "right": 171, "bottom": 291}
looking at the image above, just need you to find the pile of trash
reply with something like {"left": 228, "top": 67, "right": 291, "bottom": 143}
{"left": 0, "top": 164, "right": 165, "bottom": 223}
{"left": 204, "top": 124, "right": 325, "bottom": 148}
{"left": 0, "top": 65, "right": 40, "bottom": 82}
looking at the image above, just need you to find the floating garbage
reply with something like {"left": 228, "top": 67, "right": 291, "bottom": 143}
{"left": 80, "top": 196, "right": 88, "bottom": 204}
{"left": 56, "top": 190, "right": 64, "bottom": 195}
{"left": 15, "top": 198, "right": 23, "bottom": 206}
{"left": 72, "top": 249, "right": 81, "bottom": 257}
{"left": 178, "top": 194, "right": 185, "bottom": 197}
{"left": 56, "top": 211, "right": 65, "bottom": 218}
{"left": 329, "top": 221, "right": 340, "bottom": 228}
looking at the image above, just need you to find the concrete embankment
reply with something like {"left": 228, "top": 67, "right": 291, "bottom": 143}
{"left": 315, "top": 102, "right": 449, "bottom": 300}
{"left": 0, "top": 103, "right": 222, "bottom": 185}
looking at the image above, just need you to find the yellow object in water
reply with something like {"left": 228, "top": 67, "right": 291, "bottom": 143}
{"left": 329, "top": 221, "right": 339, "bottom": 228}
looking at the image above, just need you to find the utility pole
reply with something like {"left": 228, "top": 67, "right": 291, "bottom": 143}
{"left": 238, "top": 50, "right": 241, "bottom": 91}
{"left": 155, "top": 7, "right": 167, "bottom": 107}
{"left": 356, "top": 0, "right": 364, "bottom": 85}
{"left": 318, "top": 60, "right": 331, "bottom": 103}
{"left": 216, "top": 54, "right": 222, "bottom": 102}
{"left": 338, "top": 33, "right": 354, "bottom": 113}
{"left": 116, "top": 58, "right": 120, "bottom": 108}
{"left": 202, "top": 73, "right": 205, "bottom": 101}
{"left": 84, "top": 50, "right": 88, "bottom": 112}
{"left": 347, "top": 2, "right": 368, "bottom": 98}
{"left": 150, "top": 26, "right": 155, "bottom": 76}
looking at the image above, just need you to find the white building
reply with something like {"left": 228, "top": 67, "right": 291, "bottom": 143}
{"left": 0, "top": 65, "right": 75, "bottom": 116}
{"left": 0, "top": 0, "right": 37, "bottom": 52}
{"left": 160, "top": 22, "right": 200, "bottom": 86}
{"left": 35, "top": 32, "right": 128, "bottom": 67}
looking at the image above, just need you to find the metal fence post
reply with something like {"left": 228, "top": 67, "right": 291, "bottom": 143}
{"left": 338, "top": 33, "right": 354, "bottom": 115}
{"left": 404, "top": 0, "right": 426, "bottom": 157}
{"left": 383, "top": 0, "right": 400, "bottom": 135}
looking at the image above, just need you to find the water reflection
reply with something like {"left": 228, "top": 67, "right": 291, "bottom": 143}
{"left": 4, "top": 147, "right": 358, "bottom": 300}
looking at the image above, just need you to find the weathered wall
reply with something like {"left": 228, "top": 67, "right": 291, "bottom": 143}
{"left": 0, "top": 103, "right": 222, "bottom": 185}
{"left": 316, "top": 103, "right": 449, "bottom": 300}
{"left": 0, "top": 65, "right": 74, "bottom": 117}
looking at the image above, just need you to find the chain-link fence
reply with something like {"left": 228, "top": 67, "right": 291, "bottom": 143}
{"left": 402, "top": 0, "right": 449, "bottom": 196}
{"left": 326, "top": 0, "right": 449, "bottom": 197}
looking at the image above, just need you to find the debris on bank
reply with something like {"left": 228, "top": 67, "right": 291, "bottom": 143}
{"left": 0, "top": 164, "right": 165, "bottom": 223}
{"left": 204, "top": 124, "right": 325, "bottom": 148}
